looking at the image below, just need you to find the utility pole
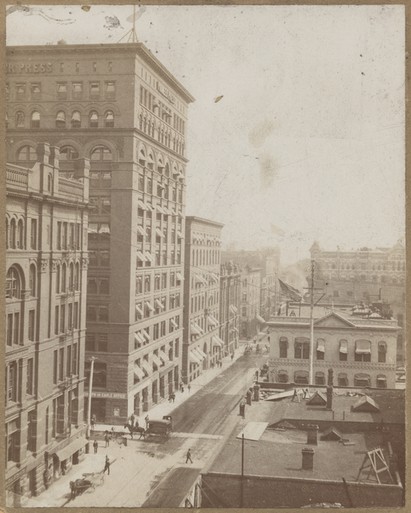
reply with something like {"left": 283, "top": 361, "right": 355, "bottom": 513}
{"left": 86, "top": 356, "right": 96, "bottom": 439}
{"left": 240, "top": 433, "right": 245, "bottom": 507}
{"left": 309, "top": 260, "right": 315, "bottom": 385}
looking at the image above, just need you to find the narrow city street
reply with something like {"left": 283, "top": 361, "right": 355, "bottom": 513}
{"left": 25, "top": 348, "right": 268, "bottom": 508}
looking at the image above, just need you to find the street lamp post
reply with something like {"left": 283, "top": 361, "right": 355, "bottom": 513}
{"left": 86, "top": 356, "right": 96, "bottom": 439}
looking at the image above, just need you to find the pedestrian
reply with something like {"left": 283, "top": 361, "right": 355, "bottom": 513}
{"left": 231, "top": 353, "right": 234, "bottom": 361}
{"left": 111, "top": 427, "right": 115, "bottom": 438}
{"left": 104, "top": 432, "right": 110, "bottom": 448}
{"left": 292, "top": 388, "right": 298, "bottom": 402}
{"left": 130, "top": 413, "right": 135, "bottom": 427}
{"left": 104, "top": 455, "right": 111, "bottom": 475}
{"left": 172, "top": 393, "right": 175, "bottom": 403}
{"left": 93, "top": 440, "right": 98, "bottom": 454}
{"left": 186, "top": 448, "right": 193, "bottom": 464}
{"left": 145, "top": 415, "right": 149, "bottom": 429}
{"left": 91, "top": 414, "right": 96, "bottom": 431}
{"left": 188, "top": 383, "right": 191, "bottom": 393}
{"left": 70, "top": 481, "right": 76, "bottom": 499}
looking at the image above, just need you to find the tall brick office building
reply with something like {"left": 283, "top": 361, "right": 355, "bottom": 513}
{"left": 5, "top": 144, "right": 89, "bottom": 504}
{"left": 6, "top": 42, "right": 194, "bottom": 424}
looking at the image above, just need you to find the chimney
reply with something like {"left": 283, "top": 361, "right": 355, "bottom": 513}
{"left": 307, "top": 424, "right": 319, "bottom": 445}
{"left": 302, "top": 448, "right": 314, "bottom": 470}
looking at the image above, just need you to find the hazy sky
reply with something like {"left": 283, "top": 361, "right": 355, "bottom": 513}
{"left": 7, "top": 5, "right": 405, "bottom": 263}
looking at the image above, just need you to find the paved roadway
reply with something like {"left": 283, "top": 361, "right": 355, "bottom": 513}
{"left": 69, "top": 351, "right": 267, "bottom": 507}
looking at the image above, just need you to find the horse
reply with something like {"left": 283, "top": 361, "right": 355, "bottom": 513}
{"left": 124, "top": 423, "right": 146, "bottom": 439}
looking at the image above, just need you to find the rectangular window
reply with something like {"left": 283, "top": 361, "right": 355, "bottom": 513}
{"left": 161, "top": 321, "right": 166, "bottom": 337}
{"left": 7, "top": 363, "right": 17, "bottom": 402}
{"left": 7, "top": 314, "right": 13, "bottom": 346}
{"left": 16, "top": 82, "right": 26, "bottom": 100}
{"left": 6, "top": 420, "right": 19, "bottom": 463}
{"left": 90, "top": 82, "right": 100, "bottom": 99}
{"left": 30, "top": 219, "right": 37, "bottom": 249}
{"left": 31, "top": 82, "right": 41, "bottom": 100}
{"left": 67, "top": 345, "right": 72, "bottom": 376}
{"left": 59, "top": 348, "right": 64, "bottom": 381}
{"left": 62, "top": 222, "right": 68, "bottom": 249}
{"left": 13, "top": 313, "right": 19, "bottom": 344}
{"left": 57, "top": 82, "right": 68, "bottom": 99}
{"left": 27, "top": 410, "right": 36, "bottom": 452}
{"left": 74, "top": 302, "right": 79, "bottom": 329}
{"left": 72, "top": 343, "right": 78, "bottom": 374}
{"left": 28, "top": 309, "right": 35, "bottom": 341}
{"left": 53, "top": 350, "right": 58, "bottom": 384}
{"left": 60, "top": 304, "right": 65, "bottom": 333}
{"left": 153, "top": 323, "right": 159, "bottom": 340}
{"left": 26, "top": 358, "right": 34, "bottom": 395}
{"left": 55, "top": 305, "right": 59, "bottom": 335}
{"left": 68, "top": 303, "right": 73, "bottom": 330}
{"left": 105, "top": 81, "right": 116, "bottom": 99}
{"left": 57, "top": 221, "right": 62, "bottom": 250}
{"left": 72, "top": 82, "right": 83, "bottom": 99}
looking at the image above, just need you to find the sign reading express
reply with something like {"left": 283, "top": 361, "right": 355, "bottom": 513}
{"left": 7, "top": 63, "right": 53, "bottom": 74}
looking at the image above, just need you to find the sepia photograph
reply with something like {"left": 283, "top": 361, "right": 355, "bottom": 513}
{"left": 4, "top": 3, "right": 406, "bottom": 509}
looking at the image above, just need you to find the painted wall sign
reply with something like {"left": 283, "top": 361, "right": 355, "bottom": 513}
{"left": 7, "top": 63, "right": 53, "bottom": 74}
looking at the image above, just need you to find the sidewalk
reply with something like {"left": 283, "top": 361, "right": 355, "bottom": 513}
{"left": 24, "top": 344, "right": 247, "bottom": 507}
{"left": 95, "top": 342, "right": 246, "bottom": 432}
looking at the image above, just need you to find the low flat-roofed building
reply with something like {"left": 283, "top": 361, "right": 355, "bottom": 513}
{"left": 201, "top": 386, "right": 404, "bottom": 508}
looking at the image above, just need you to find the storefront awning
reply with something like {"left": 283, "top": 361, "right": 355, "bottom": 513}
{"left": 134, "top": 332, "right": 145, "bottom": 345}
{"left": 339, "top": 340, "right": 348, "bottom": 354}
{"left": 207, "top": 315, "right": 219, "bottom": 327}
{"left": 152, "top": 354, "right": 163, "bottom": 368}
{"left": 55, "top": 438, "right": 86, "bottom": 461}
{"left": 146, "top": 203, "right": 156, "bottom": 212}
{"left": 355, "top": 340, "right": 371, "bottom": 354}
{"left": 138, "top": 200, "right": 148, "bottom": 211}
{"left": 316, "top": 339, "right": 325, "bottom": 352}
{"left": 256, "top": 314, "right": 265, "bottom": 324}
{"left": 136, "top": 251, "right": 146, "bottom": 262}
{"left": 134, "top": 364, "right": 145, "bottom": 380}
{"left": 190, "top": 323, "right": 202, "bottom": 336}
{"left": 159, "top": 349, "right": 168, "bottom": 363}
{"left": 141, "top": 360, "right": 151, "bottom": 375}
{"left": 189, "top": 350, "right": 201, "bottom": 365}
{"left": 137, "top": 225, "right": 146, "bottom": 236}
{"left": 195, "top": 347, "right": 207, "bottom": 360}
{"left": 229, "top": 305, "right": 238, "bottom": 314}
{"left": 145, "top": 301, "right": 155, "bottom": 312}
{"left": 145, "top": 251, "right": 154, "bottom": 263}
{"left": 211, "top": 336, "right": 223, "bottom": 348}
{"left": 377, "top": 375, "right": 387, "bottom": 382}
{"left": 155, "top": 299, "right": 164, "bottom": 310}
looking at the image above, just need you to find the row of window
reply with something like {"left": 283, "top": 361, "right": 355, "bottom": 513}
{"left": 278, "top": 337, "right": 388, "bottom": 363}
{"left": 137, "top": 146, "right": 184, "bottom": 180}
{"left": 54, "top": 302, "right": 80, "bottom": 335}
{"left": 6, "top": 217, "right": 37, "bottom": 250}
{"left": 140, "top": 85, "right": 185, "bottom": 134}
{"left": 133, "top": 341, "right": 179, "bottom": 383}
{"left": 190, "top": 292, "right": 219, "bottom": 314}
{"left": 135, "top": 296, "right": 181, "bottom": 320}
{"left": 138, "top": 175, "right": 184, "bottom": 199}
{"left": 6, "top": 265, "right": 37, "bottom": 300}
{"left": 11, "top": 109, "right": 115, "bottom": 130}
{"left": 192, "top": 248, "right": 221, "bottom": 267}
{"left": 322, "top": 261, "right": 405, "bottom": 271}
{"left": 139, "top": 112, "right": 185, "bottom": 155}
{"left": 16, "top": 144, "right": 113, "bottom": 163}
{"left": 276, "top": 370, "right": 388, "bottom": 388}
{"left": 136, "top": 249, "right": 182, "bottom": 268}
{"left": 8, "top": 80, "right": 115, "bottom": 102}
{"left": 89, "top": 250, "right": 110, "bottom": 268}
{"left": 6, "top": 358, "right": 34, "bottom": 405}
{"left": 136, "top": 271, "right": 181, "bottom": 294}
{"left": 55, "top": 261, "right": 81, "bottom": 293}
{"left": 52, "top": 343, "right": 79, "bottom": 384}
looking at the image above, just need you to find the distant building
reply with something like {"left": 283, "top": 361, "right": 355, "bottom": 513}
{"left": 267, "top": 311, "right": 399, "bottom": 388}
{"left": 222, "top": 248, "right": 280, "bottom": 318}
{"left": 219, "top": 262, "right": 241, "bottom": 356}
{"left": 200, "top": 386, "right": 405, "bottom": 508}
{"left": 183, "top": 217, "right": 224, "bottom": 383}
{"left": 310, "top": 241, "right": 406, "bottom": 364}
{"left": 6, "top": 143, "right": 89, "bottom": 505}
{"left": 240, "top": 267, "right": 262, "bottom": 339}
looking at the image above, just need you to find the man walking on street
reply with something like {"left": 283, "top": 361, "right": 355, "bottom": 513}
{"left": 145, "top": 415, "right": 149, "bottom": 429}
{"left": 186, "top": 448, "right": 193, "bottom": 464}
{"left": 104, "top": 432, "right": 110, "bottom": 448}
{"left": 104, "top": 455, "right": 111, "bottom": 475}
{"left": 188, "top": 383, "right": 191, "bottom": 393}
{"left": 93, "top": 440, "right": 98, "bottom": 454}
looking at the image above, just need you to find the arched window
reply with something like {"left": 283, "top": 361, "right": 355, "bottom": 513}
{"left": 6, "top": 218, "right": 9, "bottom": 249}
{"left": 17, "top": 145, "right": 37, "bottom": 162}
{"left": 91, "top": 145, "right": 112, "bottom": 161}
{"left": 104, "top": 110, "right": 114, "bottom": 128}
{"left": 47, "top": 174, "right": 53, "bottom": 192}
{"left": 15, "top": 111, "right": 25, "bottom": 128}
{"left": 31, "top": 111, "right": 40, "bottom": 128}
{"left": 279, "top": 337, "right": 288, "bottom": 358}
{"left": 165, "top": 163, "right": 170, "bottom": 177}
{"left": 29, "top": 264, "right": 37, "bottom": 296}
{"left": 56, "top": 111, "right": 66, "bottom": 128}
{"left": 9, "top": 219, "right": 16, "bottom": 248}
{"left": 60, "top": 146, "right": 79, "bottom": 161}
{"left": 89, "top": 111, "right": 99, "bottom": 128}
{"left": 316, "top": 338, "right": 325, "bottom": 360}
{"left": 277, "top": 370, "right": 288, "bottom": 383}
{"left": 294, "top": 370, "right": 309, "bottom": 385}
{"left": 378, "top": 341, "right": 387, "bottom": 363}
{"left": 138, "top": 148, "right": 146, "bottom": 166}
{"left": 71, "top": 111, "right": 81, "bottom": 128}
{"left": 6, "top": 267, "right": 22, "bottom": 299}
{"left": 354, "top": 373, "right": 371, "bottom": 388}
{"left": 16, "top": 219, "right": 24, "bottom": 249}
{"left": 294, "top": 337, "right": 309, "bottom": 359}
{"left": 147, "top": 152, "right": 154, "bottom": 169}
